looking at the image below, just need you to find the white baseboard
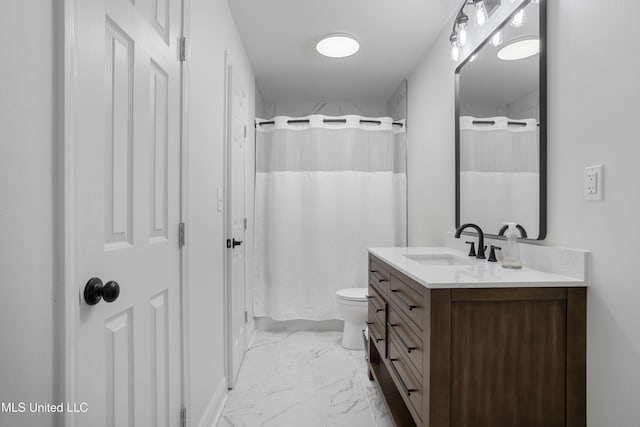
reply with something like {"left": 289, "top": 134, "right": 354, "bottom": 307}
{"left": 255, "top": 317, "right": 343, "bottom": 331}
{"left": 246, "top": 319, "right": 257, "bottom": 348}
{"left": 197, "top": 376, "right": 228, "bottom": 427}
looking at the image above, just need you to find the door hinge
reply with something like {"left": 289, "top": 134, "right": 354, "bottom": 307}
{"left": 244, "top": 311, "right": 248, "bottom": 323}
{"left": 179, "top": 37, "right": 186, "bottom": 62}
{"left": 180, "top": 405, "right": 186, "bottom": 427}
{"left": 179, "top": 222, "right": 185, "bottom": 247}
{"left": 243, "top": 125, "right": 247, "bottom": 138}
{"left": 243, "top": 218, "right": 247, "bottom": 230}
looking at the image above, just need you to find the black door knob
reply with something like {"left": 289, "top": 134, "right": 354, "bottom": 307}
{"left": 226, "top": 238, "right": 243, "bottom": 248}
{"left": 84, "top": 277, "right": 120, "bottom": 305}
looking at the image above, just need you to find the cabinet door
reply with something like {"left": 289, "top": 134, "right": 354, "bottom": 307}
{"left": 450, "top": 297, "right": 567, "bottom": 426}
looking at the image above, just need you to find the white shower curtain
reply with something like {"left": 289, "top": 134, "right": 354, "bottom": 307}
{"left": 253, "top": 115, "right": 406, "bottom": 321}
{"left": 459, "top": 116, "right": 539, "bottom": 236}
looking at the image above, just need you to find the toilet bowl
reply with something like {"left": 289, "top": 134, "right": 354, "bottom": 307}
{"left": 336, "top": 288, "right": 368, "bottom": 350}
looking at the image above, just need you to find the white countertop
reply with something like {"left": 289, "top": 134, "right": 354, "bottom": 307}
{"left": 368, "top": 246, "right": 589, "bottom": 289}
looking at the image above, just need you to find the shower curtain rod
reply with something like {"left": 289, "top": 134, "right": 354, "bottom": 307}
{"left": 256, "top": 119, "right": 404, "bottom": 127}
{"left": 471, "top": 120, "right": 539, "bottom": 127}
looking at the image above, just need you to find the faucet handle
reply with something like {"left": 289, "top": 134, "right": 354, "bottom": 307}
{"left": 488, "top": 245, "right": 501, "bottom": 262}
{"left": 476, "top": 245, "right": 488, "bottom": 260}
{"left": 464, "top": 241, "right": 476, "bottom": 257}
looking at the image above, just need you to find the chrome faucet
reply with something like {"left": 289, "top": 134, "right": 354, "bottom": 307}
{"left": 455, "top": 223, "right": 486, "bottom": 259}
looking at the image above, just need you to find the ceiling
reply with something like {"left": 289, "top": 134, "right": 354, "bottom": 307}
{"left": 227, "top": 0, "right": 461, "bottom": 105}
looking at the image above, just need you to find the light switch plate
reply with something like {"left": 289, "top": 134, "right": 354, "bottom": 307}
{"left": 584, "top": 165, "right": 603, "bottom": 201}
{"left": 217, "top": 187, "right": 224, "bottom": 212}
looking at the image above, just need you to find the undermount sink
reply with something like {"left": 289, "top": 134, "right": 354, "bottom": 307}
{"left": 403, "top": 253, "right": 473, "bottom": 266}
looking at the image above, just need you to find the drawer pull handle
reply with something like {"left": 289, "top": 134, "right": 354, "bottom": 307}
{"left": 388, "top": 322, "right": 417, "bottom": 353}
{"left": 370, "top": 270, "right": 388, "bottom": 284}
{"left": 368, "top": 300, "right": 384, "bottom": 313}
{"left": 389, "top": 358, "right": 417, "bottom": 397}
{"left": 366, "top": 321, "right": 375, "bottom": 325}
{"left": 370, "top": 328, "right": 384, "bottom": 343}
{"left": 366, "top": 295, "right": 374, "bottom": 299}
{"left": 390, "top": 289, "right": 417, "bottom": 311}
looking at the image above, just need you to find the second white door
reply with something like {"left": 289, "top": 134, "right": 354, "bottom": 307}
{"left": 226, "top": 55, "right": 248, "bottom": 387}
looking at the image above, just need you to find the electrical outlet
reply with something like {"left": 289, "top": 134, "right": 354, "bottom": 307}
{"left": 584, "top": 165, "right": 603, "bottom": 201}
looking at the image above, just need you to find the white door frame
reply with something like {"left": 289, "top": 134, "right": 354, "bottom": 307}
{"left": 61, "top": 0, "right": 190, "bottom": 425}
{"left": 179, "top": 0, "right": 193, "bottom": 423}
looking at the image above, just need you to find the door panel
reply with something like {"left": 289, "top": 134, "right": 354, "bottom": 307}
{"left": 150, "top": 61, "right": 169, "bottom": 243}
{"left": 150, "top": 291, "right": 170, "bottom": 426}
{"left": 227, "top": 58, "right": 248, "bottom": 387}
{"left": 72, "top": 0, "right": 182, "bottom": 425}
{"left": 104, "top": 20, "right": 134, "bottom": 249}
{"left": 104, "top": 309, "right": 134, "bottom": 427}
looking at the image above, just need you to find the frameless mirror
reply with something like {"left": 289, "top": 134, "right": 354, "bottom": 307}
{"left": 455, "top": 0, "right": 546, "bottom": 239}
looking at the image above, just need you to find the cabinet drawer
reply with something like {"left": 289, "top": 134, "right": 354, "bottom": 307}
{"left": 367, "top": 284, "right": 386, "bottom": 326}
{"left": 369, "top": 258, "right": 390, "bottom": 295}
{"left": 390, "top": 275, "right": 424, "bottom": 332}
{"left": 388, "top": 308, "right": 423, "bottom": 377}
{"left": 389, "top": 339, "right": 423, "bottom": 422}
{"left": 367, "top": 308, "right": 386, "bottom": 357}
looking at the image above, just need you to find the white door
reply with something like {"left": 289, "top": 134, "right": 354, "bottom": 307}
{"left": 226, "top": 57, "right": 248, "bottom": 387}
{"left": 70, "top": 0, "right": 183, "bottom": 425}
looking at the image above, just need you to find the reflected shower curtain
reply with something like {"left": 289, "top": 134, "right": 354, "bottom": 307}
{"left": 253, "top": 115, "right": 406, "bottom": 320}
{"left": 459, "top": 116, "right": 539, "bottom": 236}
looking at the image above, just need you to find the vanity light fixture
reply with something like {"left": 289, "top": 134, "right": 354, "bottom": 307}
{"left": 497, "top": 38, "right": 539, "bottom": 60}
{"left": 449, "top": 0, "right": 500, "bottom": 61}
{"left": 316, "top": 34, "right": 360, "bottom": 58}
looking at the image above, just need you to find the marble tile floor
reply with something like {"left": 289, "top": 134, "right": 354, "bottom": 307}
{"left": 217, "top": 329, "right": 393, "bottom": 427}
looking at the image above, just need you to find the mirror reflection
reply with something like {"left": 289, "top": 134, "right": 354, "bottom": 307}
{"left": 456, "top": 0, "right": 545, "bottom": 239}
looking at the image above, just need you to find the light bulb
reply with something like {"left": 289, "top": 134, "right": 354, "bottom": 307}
{"left": 490, "top": 31, "right": 503, "bottom": 47}
{"left": 451, "top": 45, "right": 460, "bottom": 61}
{"left": 450, "top": 33, "right": 460, "bottom": 61}
{"left": 475, "top": 1, "right": 488, "bottom": 26}
{"left": 469, "top": 53, "right": 478, "bottom": 63}
{"left": 511, "top": 9, "right": 525, "bottom": 28}
{"left": 455, "top": 12, "right": 469, "bottom": 47}
{"left": 458, "top": 25, "right": 467, "bottom": 46}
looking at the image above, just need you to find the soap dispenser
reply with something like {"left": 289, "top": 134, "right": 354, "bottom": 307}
{"left": 499, "top": 222, "right": 522, "bottom": 269}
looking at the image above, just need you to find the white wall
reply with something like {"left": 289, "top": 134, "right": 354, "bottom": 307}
{"left": 187, "top": 0, "right": 255, "bottom": 424}
{"left": 546, "top": 2, "right": 640, "bottom": 424}
{"left": 261, "top": 100, "right": 389, "bottom": 118}
{"left": 0, "top": 1, "right": 61, "bottom": 426}
{"left": 255, "top": 84, "right": 265, "bottom": 118}
{"left": 407, "top": 0, "right": 640, "bottom": 424}
{"left": 387, "top": 80, "right": 408, "bottom": 121}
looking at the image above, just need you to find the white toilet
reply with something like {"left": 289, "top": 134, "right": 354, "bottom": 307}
{"left": 336, "top": 288, "right": 369, "bottom": 350}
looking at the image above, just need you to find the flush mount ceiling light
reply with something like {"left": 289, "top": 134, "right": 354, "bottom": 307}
{"left": 316, "top": 34, "right": 360, "bottom": 58}
{"left": 497, "top": 38, "right": 540, "bottom": 60}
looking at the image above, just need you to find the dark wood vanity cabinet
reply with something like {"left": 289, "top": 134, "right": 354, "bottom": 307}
{"left": 367, "top": 253, "right": 586, "bottom": 427}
